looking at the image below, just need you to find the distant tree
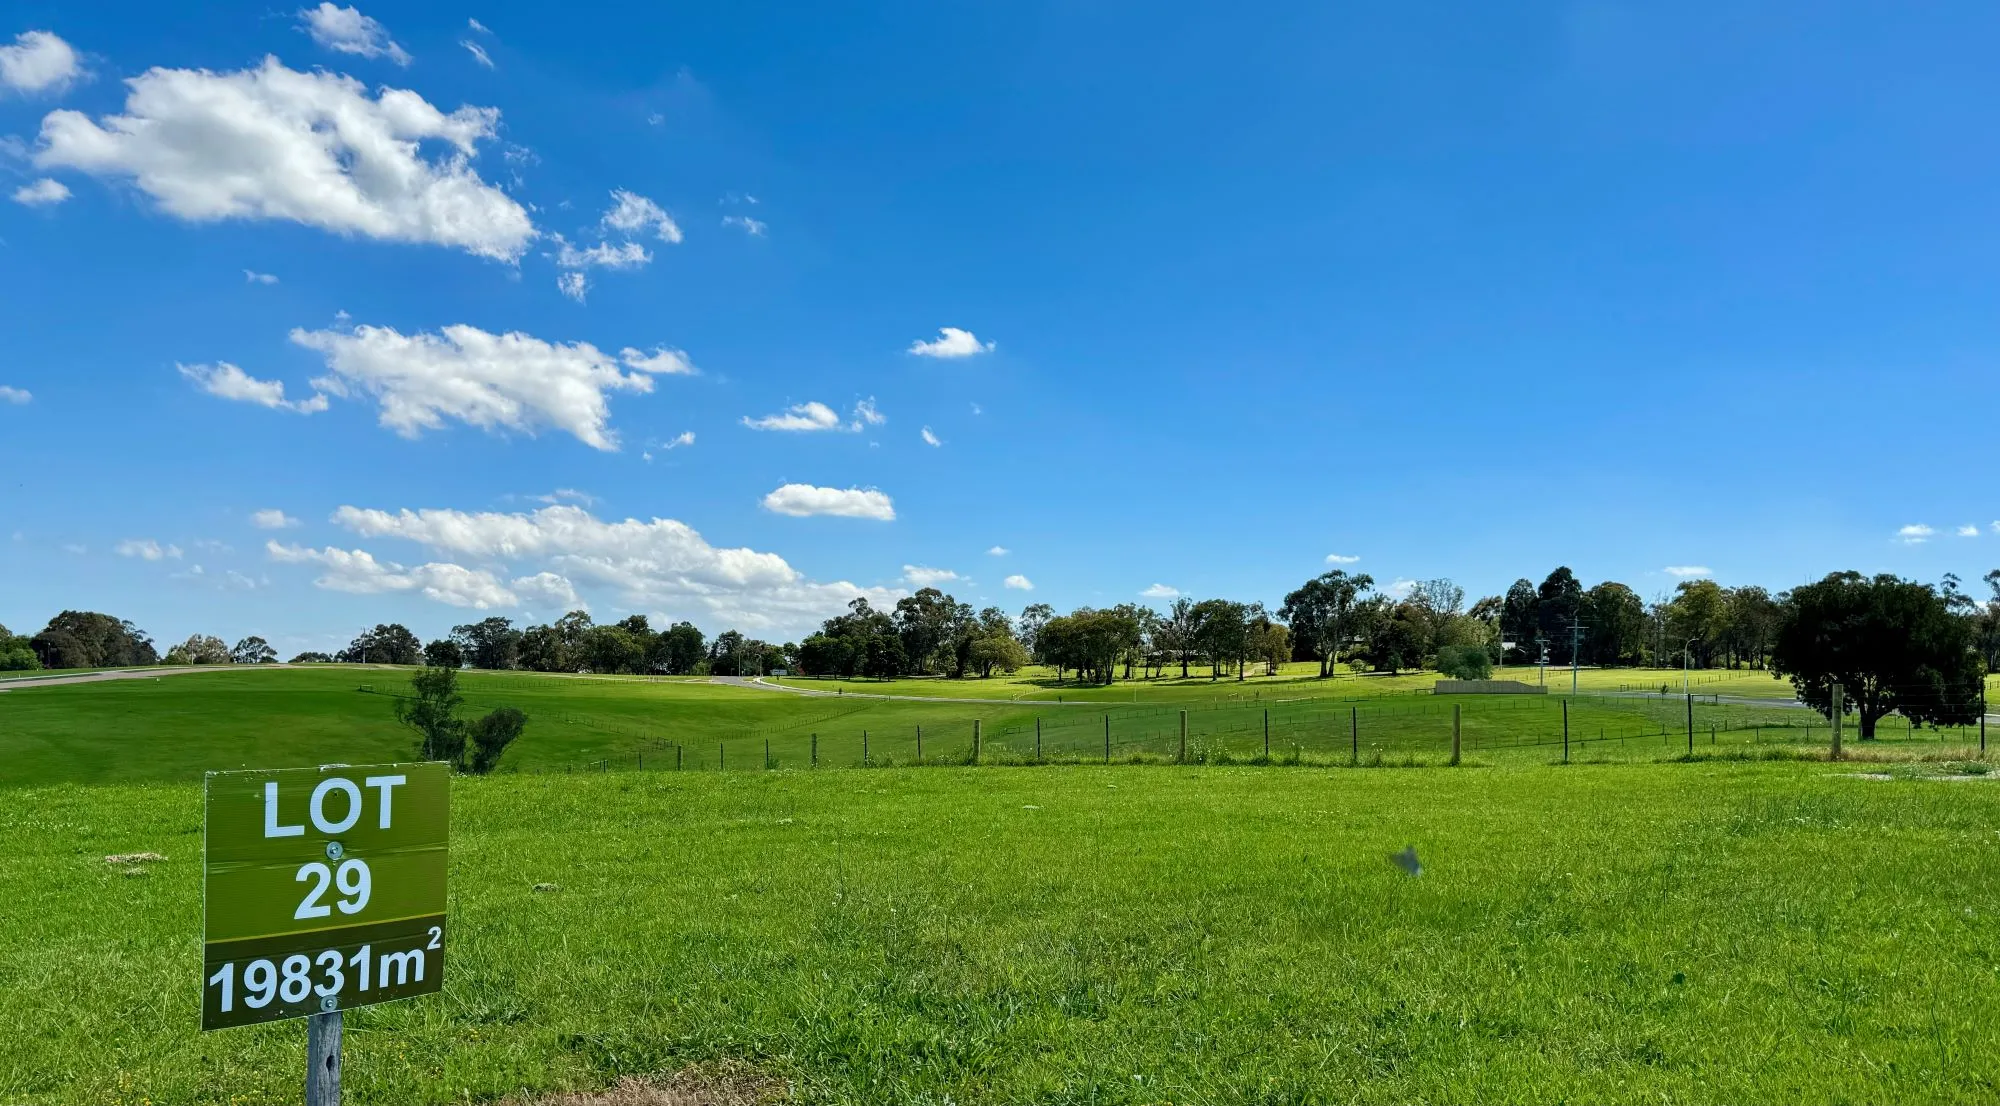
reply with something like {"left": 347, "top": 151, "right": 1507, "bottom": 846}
{"left": 288, "top": 651, "right": 335, "bottom": 664}
{"left": 1435, "top": 643, "right": 1494, "bottom": 681}
{"left": 341, "top": 623, "right": 421, "bottom": 666}
{"left": 0, "top": 623, "right": 40, "bottom": 671}
{"left": 1666, "top": 579, "right": 1728, "bottom": 668}
{"left": 423, "top": 638, "right": 464, "bottom": 669}
{"left": 397, "top": 667, "right": 467, "bottom": 764}
{"left": 1017, "top": 603, "right": 1054, "bottom": 663}
{"left": 1365, "top": 608, "right": 1425, "bottom": 675}
{"left": 1721, "top": 585, "right": 1781, "bottom": 669}
{"left": 1975, "top": 570, "right": 2000, "bottom": 672}
{"left": 1500, "top": 579, "right": 1539, "bottom": 664}
{"left": 164, "top": 634, "right": 231, "bottom": 665}
{"left": 1536, "top": 568, "right": 1584, "bottom": 665}
{"left": 32, "top": 611, "right": 157, "bottom": 668}
{"left": 967, "top": 633, "right": 1029, "bottom": 677}
{"left": 451, "top": 617, "right": 521, "bottom": 671}
{"left": 515, "top": 624, "right": 567, "bottom": 672}
{"left": 1250, "top": 615, "right": 1290, "bottom": 675}
{"left": 581, "top": 625, "right": 643, "bottom": 673}
{"left": 655, "top": 621, "right": 706, "bottom": 674}
{"left": 1770, "top": 572, "right": 1985, "bottom": 740}
{"left": 1281, "top": 570, "right": 1375, "bottom": 677}
{"left": 1189, "top": 599, "right": 1249, "bottom": 680}
{"left": 708, "top": 630, "right": 747, "bottom": 676}
{"left": 231, "top": 636, "right": 278, "bottom": 665}
{"left": 1158, "top": 597, "right": 1197, "bottom": 678}
{"left": 1580, "top": 582, "right": 1646, "bottom": 666}
{"left": 863, "top": 634, "right": 908, "bottom": 679}
{"left": 797, "top": 633, "right": 854, "bottom": 677}
{"left": 467, "top": 707, "right": 527, "bottom": 774}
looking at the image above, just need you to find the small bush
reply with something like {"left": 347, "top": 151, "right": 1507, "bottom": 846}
{"left": 468, "top": 707, "right": 528, "bottom": 775}
{"left": 1435, "top": 644, "right": 1493, "bottom": 681}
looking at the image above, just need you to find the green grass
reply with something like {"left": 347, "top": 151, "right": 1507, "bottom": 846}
{"left": 6, "top": 762, "right": 2000, "bottom": 1104}
{"left": 5, "top": 665, "right": 1987, "bottom": 789}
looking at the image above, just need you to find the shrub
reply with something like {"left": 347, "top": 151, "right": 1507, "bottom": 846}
{"left": 467, "top": 707, "right": 528, "bottom": 774}
{"left": 1436, "top": 644, "right": 1494, "bottom": 681}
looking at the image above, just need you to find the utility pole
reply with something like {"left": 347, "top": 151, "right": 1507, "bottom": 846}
{"left": 1831, "top": 682, "right": 1844, "bottom": 760}
{"left": 1569, "top": 616, "right": 1586, "bottom": 696}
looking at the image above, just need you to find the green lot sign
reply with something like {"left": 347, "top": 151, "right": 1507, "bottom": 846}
{"left": 203, "top": 762, "right": 449, "bottom": 1030}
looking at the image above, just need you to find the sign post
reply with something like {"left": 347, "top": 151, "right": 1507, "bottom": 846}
{"left": 204, "top": 763, "right": 449, "bottom": 1104}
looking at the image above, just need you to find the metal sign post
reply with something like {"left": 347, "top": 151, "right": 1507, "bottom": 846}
{"left": 203, "top": 763, "right": 450, "bottom": 1105}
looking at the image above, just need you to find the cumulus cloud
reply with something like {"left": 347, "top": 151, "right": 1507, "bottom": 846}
{"left": 722, "top": 214, "right": 766, "bottom": 236}
{"left": 556, "top": 271, "right": 587, "bottom": 302}
{"left": 179, "top": 362, "right": 329, "bottom": 413}
{"left": 903, "top": 565, "right": 960, "bottom": 587}
{"left": 617, "top": 346, "right": 696, "bottom": 375}
{"left": 1897, "top": 524, "right": 1935, "bottom": 545}
{"left": 0, "top": 30, "right": 80, "bottom": 94}
{"left": 741, "top": 401, "right": 843, "bottom": 432}
{"left": 243, "top": 269, "right": 279, "bottom": 284}
{"left": 298, "top": 4, "right": 411, "bottom": 65}
{"left": 36, "top": 58, "right": 534, "bottom": 259}
{"left": 909, "top": 327, "right": 994, "bottom": 359}
{"left": 1958, "top": 524, "right": 1980, "bottom": 538}
{"left": 553, "top": 236, "right": 651, "bottom": 270}
{"left": 289, "top": 323, "right": 683, "bottom": 450}
{"left": 326, "top": 502, "right": 900, "bottom": 632}
{"left": 1324, "top": 553, "right": 1361, "bottom": 565}
{"left": 461, "top": 40, "right": 493, "bottom": 68}
{"left": 761, "top": 484, "right": 895, "bottom": 521}
{"left": 600, "top": 189, "right": 681, "bottom": 243}
{"left": 268, "top": 541, "right": 528, "bottom": 608}
{"left": 987, "top": 545, "right": 1008, "bottom": 556}
{"left": 11, "top": 177, "right": 68, "bottom": 206}
{"left": 1662, "top": 565, "right": 1711, "bottom": 578}
{"left": 1140, "top": 583, "right": 1179, "bottom": 599}
{"left": 854, "top": 397, "right": 884, "bottom": 427}
{"left": 0, "top": 385, "right": 30, "bottom": 404}
{"left": 662, "top": 430, "right": 695, "bottom": 449}
{"left": 251, "top": 509, "right": 299, "bottom": 530}
{"left": 1003, "top": 574, "right": 1033, "bottom": 591}
{"left": 1385, "top": 578, "right": 1417, "bottom": 599}
{"left": 921, "top": 426, "right": 941, "bottom": 447}
{"left": 117, "top": 538, "right": 182, "bottom": 561}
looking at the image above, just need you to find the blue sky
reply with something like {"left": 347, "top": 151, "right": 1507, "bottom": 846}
{"left": 3, "top": 2, "right": 1998, "bottom": 655}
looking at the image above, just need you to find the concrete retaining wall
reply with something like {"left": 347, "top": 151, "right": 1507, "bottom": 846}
{"left": 1434, "top": 679, "right": 1547, "bottom": 695}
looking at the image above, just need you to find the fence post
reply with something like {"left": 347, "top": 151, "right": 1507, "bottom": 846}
{"left": 719, "top": 744, "right": 724, "bottom": 771}
{"left": 811, "top": 733, "right": 817, "bottom": 768}
{"left": 1035, "top": 717, "right": 1041, "bottom": 762}
{"left": 973, "top": 720, "right": 981, "bottom": 764}
{"left": 864, "top": 730, "right": 869, "bottom": 766}
{"left": 917, "top": 725, "right": 923, "bottom": 764}
{"left": 1179, "top": 710, "right": 1187, "bottom": 763}
{"left": 1685, "top": 693, "right": 1694, "bottom": 756}
{"left": 306, "top": 1010, "right": 341, "bottom": 1106}
{"left": 676, "top": 744, "right": 682, "bottom": 771}
{"left": 1450, "top": 704, "right": 1461, "bottom": 766}
{"left": 1562, "top": 698, "right": 1569, "bottom": 764}
{"left": 765, "top": 739, "right": 770, "bottom": 769}
{"left": 1351, "top": 706, "right": 1358, "bottom": 765}
{"left": 1103, "top": 714, "right": 1110, "bottom": 763}
{"left": 1263, "top": 708, "right": 1270, "bottom": 759}
{"left": 638, "top": 751, "right": 642, "bottom": 771}
{"left": 1831, "top": 682, "right": 1843, "bottom": 760}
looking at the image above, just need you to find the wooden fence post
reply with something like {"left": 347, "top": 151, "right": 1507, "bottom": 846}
{"left": 306, "top": 1010, "right": 341, "bottom": 1106}
{"left": 810, "top": 733, "right": 817, "bottom": 768}
{"left": 1831, "top": 682, "right": 1844, "bottom": 760}
{"left": 1179, "top": 710, "right": 1187, "bottom": 763}
{"left": 1562, "top": 698, "right": 1569, "bottom": 764}
{"left": 973, "top": 720, "right": 981, "bottom": 764}
{"left": 1351, "top": 706, "right": 1358, "bottom": 765}
{"left": 1450, "top": 704, "right": 1461, "bottom": 766}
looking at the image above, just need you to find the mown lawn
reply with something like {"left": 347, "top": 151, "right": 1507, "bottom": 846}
{"left": 4, "top": 762, "right": 1998, "bottom": 1104}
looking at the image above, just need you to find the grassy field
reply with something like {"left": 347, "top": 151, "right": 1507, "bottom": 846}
{"left": 5, "top": 665, "right": 1989, "bottom": 790}
{"left": 6, "top": 762, "right": 1999, "bottom": 1104}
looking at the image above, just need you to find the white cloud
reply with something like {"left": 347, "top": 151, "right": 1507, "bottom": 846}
{"left": 467, "top": 18, "right": 489, "bottom": 33}
{"left": 617, "top": 346, "right": 696, "bottom": 375}
{"left": 36, "top": 58, "right": 534, "bottom": 260}
{"left": 251, "top": 509, "right": 299, "bottom": 530}
{"left": 742, "top": 401, "right": 844, "bottom": 432}
{"left": 298, "top": 4, "right": 411, "bottom": 65}
{"left": 601, "top": 189, "right": 681, "bottom": 243}
{"left": 1958, "top": 524, "right": 1980, "bottom": 538}
{"left": 909, "top": 327, "right": 995, "bottom": 359}
{"left": 903, "top": 565, "right": 961, "bottom": 587}
{"left": 11, "top": 177, "right": 68, "bottom": 206}
{"left": 461, "top": 40, "right": 493, "bottom": 68}
{"left": 0, "top": 31, "right": 80, "bottom": 94}
{"left": 243, "top": 269, "right": 279, "bottom": 284}
{"left": 117, "top": 539, "right": 182, "bottom": 561}
{"left": 1385, "top": 578, "right": 1417, "bottom": 599}
{"left": 1898, "top": 524, "right": 1935, "bottom": 545}
{"left": 268, "top": 541, "right": 525, "bottom": 608}
{"left": 327, "top": 502, "right": 901, "bottom": 633}
{"left": 921, "top": 426, "right": 941, "bottom": 447}
{"left": 662, "top": 430, "right": 695, "bottom": 449}
{"left": 512, "top": 570, "right": 578, "bottom": 608}
{"left": 289, "top": 322, "right": 680, "bottom": 450}
{"left": 1140, "top": 583, "right": 1179, "bottom": 599}
{"left": 722, "top": 214, "right": 766, "bottom": 236}
{"left": 556, "top": 271, "right": 588, "bottom": 302}
{"left": 1003, "top": 574, "right": 1034, "bottom": 591}
{"left": 761, "top": 484, "right": 895, "bottom": 521}
{"left": 553, "top": 235, "right": 651, "bottom": 270}
{"left": 853, "top": 397, "right": 885, "bottom": 427}
{"left": 1324, "top": 553, "right": 1361, "bottom": 565}
{"left": 179, "top": 362, "right": 329, "bottom": 414}
{"left": 0, "top": 385, "right": 30, "bottom": 404}
{"left": 1662, "top": 565, "right": 1711, "bottom": 578}
{"left": 986, "top": 546, "right": 1008, "bottom": 556}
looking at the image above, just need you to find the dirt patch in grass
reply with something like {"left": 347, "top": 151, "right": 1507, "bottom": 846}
{"left": 510, "top": 1065, "right": 784, "bottom": 1106}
